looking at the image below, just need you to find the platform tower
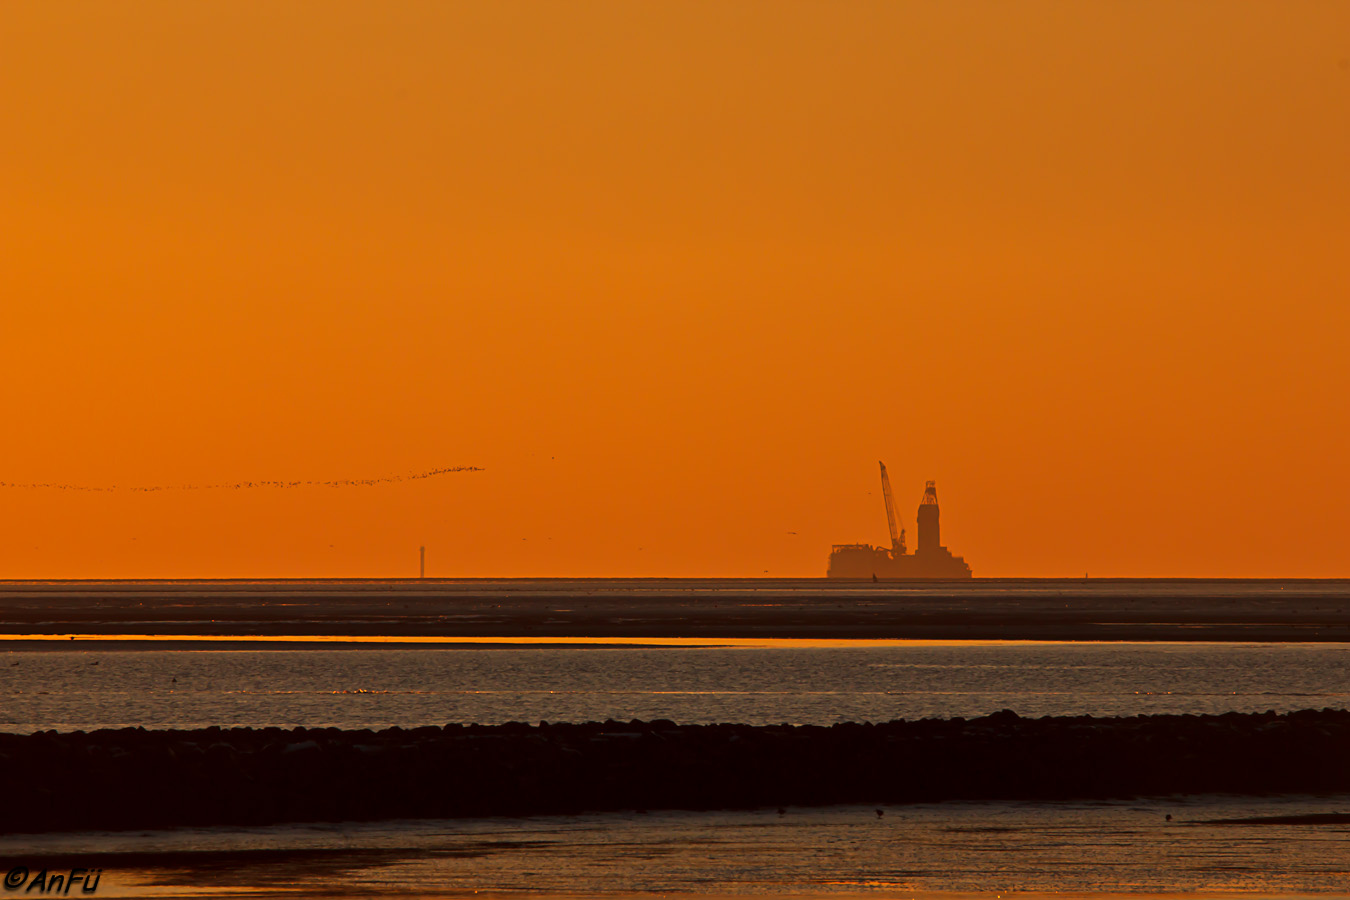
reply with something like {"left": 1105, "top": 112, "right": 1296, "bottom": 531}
{"left": 916, "top": 481, "right": 941, "bottom": 554}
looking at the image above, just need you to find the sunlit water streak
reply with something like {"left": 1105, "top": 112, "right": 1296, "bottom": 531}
{"left": 2, "top": 641, "right": 1348, "bottom": 733}
{"left": 0, "top": 634, "right": 1102, "bottom": 646}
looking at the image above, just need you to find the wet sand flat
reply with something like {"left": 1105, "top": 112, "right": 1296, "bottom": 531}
{"left": 9, "top": 797, "right": 1350, "bottom": 898}
{"left": 0, "top": 578, "right": 1348, "bottom": 642}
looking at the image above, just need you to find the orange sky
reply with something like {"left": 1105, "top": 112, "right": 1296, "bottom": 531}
{"left": 2, "top": 2, "right": 1347, "bottom": 578}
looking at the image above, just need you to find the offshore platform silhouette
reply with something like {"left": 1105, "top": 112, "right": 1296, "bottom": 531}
{"left": 826, "top": 462, "right": 973, "bottom": 579}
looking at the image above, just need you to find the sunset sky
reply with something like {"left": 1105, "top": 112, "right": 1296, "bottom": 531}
{"left": 2, "top": 2, "right": 1347, "bottom": 578}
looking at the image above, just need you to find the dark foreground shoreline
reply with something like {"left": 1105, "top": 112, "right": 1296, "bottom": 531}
{"left": 5, "top": 709, "right": 1349, "bottom": 833}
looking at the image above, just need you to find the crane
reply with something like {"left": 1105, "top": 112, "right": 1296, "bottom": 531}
{"left": 878, "top": 461, "right": 907, "bottom": 557}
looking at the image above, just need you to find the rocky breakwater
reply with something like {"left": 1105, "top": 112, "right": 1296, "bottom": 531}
{"left": 3, "top": 709, "right": 1349, "bottom": 832}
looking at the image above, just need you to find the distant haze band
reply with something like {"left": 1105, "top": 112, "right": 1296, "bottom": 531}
{"left": 0, "top": 465, "right": 483, "bottom": 492}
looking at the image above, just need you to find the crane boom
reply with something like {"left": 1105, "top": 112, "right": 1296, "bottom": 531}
{"left": 878, "top": 461, "right": 906, "bottom": 556}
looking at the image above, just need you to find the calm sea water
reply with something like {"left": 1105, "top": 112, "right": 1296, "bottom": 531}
{"left": 5, "top": 639, "right": 1350, "bottom": 897}
{"left": 2, "top": 640, "right": 1348, "bottom": 733}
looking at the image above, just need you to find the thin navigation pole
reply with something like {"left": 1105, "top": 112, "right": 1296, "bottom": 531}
{"left": 419, "top": 546, "right": 426, "bottom": 579}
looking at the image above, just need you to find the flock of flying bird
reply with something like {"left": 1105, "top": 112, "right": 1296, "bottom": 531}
{"left": 0, "top": 465, "right": 483, "bottom": 492}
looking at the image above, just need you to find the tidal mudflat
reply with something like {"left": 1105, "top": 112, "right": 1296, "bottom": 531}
{"left": 1, "top": 578, "right": 1348, "bottom": 641}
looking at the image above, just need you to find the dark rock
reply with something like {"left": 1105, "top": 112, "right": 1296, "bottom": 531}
{"left": 4, "top": 709, "right": 1349, "bottom": 833}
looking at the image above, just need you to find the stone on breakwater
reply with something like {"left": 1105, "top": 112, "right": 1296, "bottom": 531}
{"left": 1, "top": 709, "right": 1348, "bottom": 833}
